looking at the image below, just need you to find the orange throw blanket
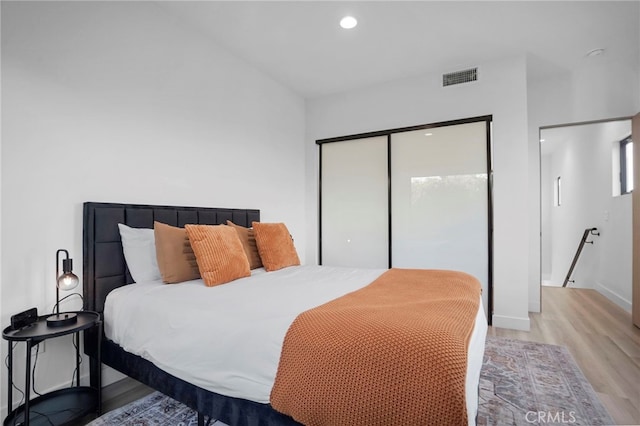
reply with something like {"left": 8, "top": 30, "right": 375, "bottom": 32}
{"left": 270, "top": 268, "right": 482, "bottom": 426}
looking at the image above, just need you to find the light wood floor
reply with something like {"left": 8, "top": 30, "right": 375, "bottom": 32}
{"left": 94, "top": 286, "right": 640, "bottom": 425}
{"left": 489, "top": 287, "right": 640, "bottom": 425}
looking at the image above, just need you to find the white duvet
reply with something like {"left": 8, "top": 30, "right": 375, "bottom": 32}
{"left": 104, "top": 265, "right": 487, "bottom": 424}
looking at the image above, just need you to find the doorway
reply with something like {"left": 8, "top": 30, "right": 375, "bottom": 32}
{"left": 539, "top": 118, "right": 633, "bottom": 312}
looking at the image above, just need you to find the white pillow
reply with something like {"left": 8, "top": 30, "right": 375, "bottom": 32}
{"left": 118, "top": 223, "right": 162, "bottom": 283}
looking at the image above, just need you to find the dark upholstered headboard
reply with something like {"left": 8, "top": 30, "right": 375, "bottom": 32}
{"left": 82, "top": 202, "right": 260, "bottom": 315}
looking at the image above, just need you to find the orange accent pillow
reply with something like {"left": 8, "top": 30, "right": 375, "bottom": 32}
{"left": 154, "top": 221, "right": 200, "bottom": 284}
{"left": 226, "top": 221, "right": 263, "bottom": 270}
{"left": 252, "top": 222, "right": 300, "bottom": 272}
{"left": 185, "top": 224, "right": 251, "bottom": 286}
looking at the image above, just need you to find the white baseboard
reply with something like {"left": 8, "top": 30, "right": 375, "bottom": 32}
{"left": 595, "top": 283, "right": 632, "bottom": 313}
{"left": 491, "top": 314, "right": 530, "bottom": 331}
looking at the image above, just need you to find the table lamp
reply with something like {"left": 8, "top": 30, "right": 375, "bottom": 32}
{"left": 46, "top": 249, "right": 80, "bottom": 327}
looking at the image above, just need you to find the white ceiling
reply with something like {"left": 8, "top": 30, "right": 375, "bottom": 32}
{"left": 156, "top": 1, "right": 639, "bottom": 99}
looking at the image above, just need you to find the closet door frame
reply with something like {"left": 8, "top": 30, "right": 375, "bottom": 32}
{"left": 318, "top": 115, "right": 493, "bottom": 322}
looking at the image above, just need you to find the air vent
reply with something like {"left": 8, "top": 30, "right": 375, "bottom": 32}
{"left": 442, "top": 68, "right": 477, "bottom": 87}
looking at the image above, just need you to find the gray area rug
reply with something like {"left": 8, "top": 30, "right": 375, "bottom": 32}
{"left": 89, "top": 337, "right": 615, "bottom": 426}
{"left": 478, "top": 337, "right": 615, "bottom": 425}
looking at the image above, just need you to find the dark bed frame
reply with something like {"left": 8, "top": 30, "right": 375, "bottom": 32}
{"left": 82, "top": 201, "right": 300, "bottom": 426}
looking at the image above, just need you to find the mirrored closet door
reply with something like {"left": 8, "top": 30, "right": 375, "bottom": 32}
{"left": 318, "top": 117, "right": 492, "bottom": 318}
{"left": 320, "top": 136, "right": 389, "bottom": 268}
{"left": 390, "top": 121, "right": 490, "bottom": 315}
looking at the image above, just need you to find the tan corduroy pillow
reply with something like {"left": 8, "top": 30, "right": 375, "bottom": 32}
{"left": 154, "top": 221, "right": 200, "bottom": 284}
{"left": 252, "top": 222, "right": 300, "bottom": 272}
{"left": 226, "top": 221, "right": 263, "bottom": 270}
{"left": 185, "top": 224, "right": 251, "bottom": 286}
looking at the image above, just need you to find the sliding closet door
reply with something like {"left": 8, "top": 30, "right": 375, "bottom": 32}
{"left": 320, "top": 137, "right": 388, "bottom": 268}
{"left": 391, "top": 121, "right": 489, "bottom": 314}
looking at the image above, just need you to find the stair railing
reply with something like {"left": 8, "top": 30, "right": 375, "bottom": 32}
{"left": 562, "top": 227, "right": 600, "bottom": 287}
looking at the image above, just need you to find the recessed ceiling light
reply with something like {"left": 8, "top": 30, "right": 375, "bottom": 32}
{"left": 340, "top": 16, "right": 357, "bottom": 29}
{"left": 425, "top": 132, "right": 433, "bottom": 137}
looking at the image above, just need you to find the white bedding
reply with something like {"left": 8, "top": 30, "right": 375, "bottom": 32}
{"left": 105, "top": 265, "right": 487, "bottom": 425}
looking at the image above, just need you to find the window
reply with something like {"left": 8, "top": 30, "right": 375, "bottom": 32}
{"left": 620, "top": 136, "right": 633, "bottom": 194}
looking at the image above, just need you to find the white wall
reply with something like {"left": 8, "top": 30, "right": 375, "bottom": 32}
{"left": 1, "top": 1, "right": 306, "bottom": 414}
{"left": 541, "top": 121, "right": 632, "bottom": 311}
{"left": 306, "top": 55, "right": 531, "bottom": 331}
{"left": 548, "top": 129, "right": 601, "bottom": 287}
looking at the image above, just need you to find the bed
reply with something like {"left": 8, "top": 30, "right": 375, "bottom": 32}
{"left": 83, "top": 201, "right": 487, "bottom": 426}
